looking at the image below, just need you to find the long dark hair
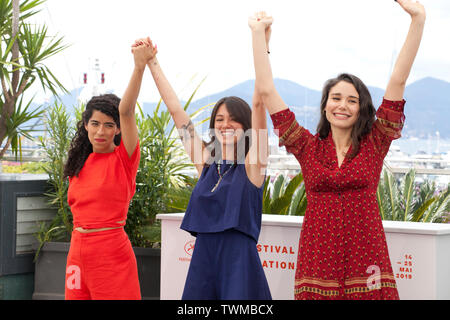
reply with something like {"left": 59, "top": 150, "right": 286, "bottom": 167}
{"left": 205, "top": 96, "right": 252, "bottom": 165}
{"left": 316, "top": 73, "right": 376, "bottom": 159}
{"left": 64, "top": 94, "right": 121, "bottom": 178}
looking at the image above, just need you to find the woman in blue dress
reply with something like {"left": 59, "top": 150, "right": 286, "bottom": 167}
{"left": 133, "top": 37, "right": 272, "bottom": 299}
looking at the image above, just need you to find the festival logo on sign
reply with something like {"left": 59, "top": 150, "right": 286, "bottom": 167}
{"left": 184, "top": 240, "right": 195, "bottom": 256}
{"left": 179, "top": 240, "right": 195, "bottom": 262}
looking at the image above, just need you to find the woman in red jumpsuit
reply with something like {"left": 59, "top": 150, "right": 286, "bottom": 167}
{"left": 63, "top": 41, "right": 155, "bottom": 299}
{"left": 249, "top": 0, "right": 425, "bottom": 299}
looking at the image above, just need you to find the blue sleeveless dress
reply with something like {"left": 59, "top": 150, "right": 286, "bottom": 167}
{"left": 180, "top": 162, "right": 272, "bottom": 300}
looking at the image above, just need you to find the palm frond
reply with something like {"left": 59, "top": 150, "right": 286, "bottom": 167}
{"left": 262, "top": 176, "right": 271, "bottom": 214}
{"left": 411, "top": 197, "right": 436, "bottom": 222}
{"left": 422, "top": 186, "right": 450, "bottom": 223}
{"left": 271, "top": 174, "right": 285, "bottom": 201}
{"left": 401, "top": 169, "right": 415, "bottom": 221}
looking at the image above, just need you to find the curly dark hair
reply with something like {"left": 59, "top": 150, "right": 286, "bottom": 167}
{"left": 316, "top": 73, "right": 376, "bottom": 159}
{"left": 64, "top": 94, "right": 122, "bottom": 178}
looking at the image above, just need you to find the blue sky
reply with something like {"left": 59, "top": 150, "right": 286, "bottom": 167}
{"left": 30, "top": 0, "right": 450, "bottom": 103}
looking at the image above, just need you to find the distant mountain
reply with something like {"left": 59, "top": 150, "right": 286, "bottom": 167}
{"left": 402, "top": 77, "right": 450, "bottom": 139}
{"left": 179, "top": 78, "right": 323, "bottom": 134}
{"left": 190, "top": 77, "right": 450, "bottom": 139}
{"left": 35, "top": 77, "right": 450, "bottom": 139}
{"left": 147, "top": 77, "right": 449, "bottom": 139}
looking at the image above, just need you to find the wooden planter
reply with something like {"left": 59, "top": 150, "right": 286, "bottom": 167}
{"left": 32, "top": 241, "right": 161, "bottom": 300}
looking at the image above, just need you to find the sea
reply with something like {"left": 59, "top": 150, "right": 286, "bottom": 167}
{"left": 391, "top": 138, "right": 450, "bottom": 156}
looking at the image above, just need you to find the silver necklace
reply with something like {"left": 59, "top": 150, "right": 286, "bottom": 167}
{"left": 211, "top": 162, "right": 234, "bottom": 192}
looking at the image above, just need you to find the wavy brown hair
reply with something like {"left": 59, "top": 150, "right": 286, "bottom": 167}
{"left": 64, "top": 94, "right": 121, "bottom": 178}
{"left": 316, "top": 73, "right": 376, "bottom": 159}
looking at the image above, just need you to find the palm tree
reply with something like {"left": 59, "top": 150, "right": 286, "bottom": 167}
{"left": 0, "top": 0, "right": 68, "bottom": 159}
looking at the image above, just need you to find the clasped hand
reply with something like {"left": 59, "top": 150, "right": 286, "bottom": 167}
{"left": 249, "top": 11, "right": 273, "bottom": 50}
{"left": 131, "top": 36, "right": 158, "bottom": 68}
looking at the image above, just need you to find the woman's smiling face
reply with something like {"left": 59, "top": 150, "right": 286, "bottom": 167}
{"left": 325, "top": 80, "right": 360, "bottom": 131}
{"left": 213, "top": 103, "right": 244, "bottom": 147}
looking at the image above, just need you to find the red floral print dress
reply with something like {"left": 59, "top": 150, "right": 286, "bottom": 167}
{"left": 270, "top": 98, "right": 405, "bottom": 300}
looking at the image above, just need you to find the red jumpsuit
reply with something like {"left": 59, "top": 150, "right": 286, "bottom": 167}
{"left": 65, "top": 139, "right": 141, "bottom": 300}
{"left": 270, "top": 98, "right": 404, "bottom": 300}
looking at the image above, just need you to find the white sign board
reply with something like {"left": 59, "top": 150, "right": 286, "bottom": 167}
{"left": 157, "top": 213, "right": 450, "bottom": 300}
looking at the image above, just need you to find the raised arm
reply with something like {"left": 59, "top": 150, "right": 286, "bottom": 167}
{"left": 119, "top": 42, "right": 154, "bottom": 157}
{"left": 384, "top": 0, "right": 426, "bottom": 100}
{"left": 140, "top": 38, "right": 206, "bottom": 175}
{"left": 245, "top": 89, "right": 268, "bottom": 188}
{"left": 249, "top": 12, "right": 287, "bottom": 115}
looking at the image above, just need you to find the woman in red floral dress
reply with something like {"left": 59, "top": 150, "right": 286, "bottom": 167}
{"left": 249, "top": 0, "right": 426, "bottom": 299}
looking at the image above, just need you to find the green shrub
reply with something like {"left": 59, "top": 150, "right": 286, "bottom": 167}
{"left": 1, "top": 161, "right": 46, "bottom": 173}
